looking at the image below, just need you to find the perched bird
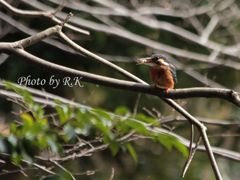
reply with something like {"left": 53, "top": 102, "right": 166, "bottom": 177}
{"left": 137, "top": 54, "right": 177, "bottom": 92}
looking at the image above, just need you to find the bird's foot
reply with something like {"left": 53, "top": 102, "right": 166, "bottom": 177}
{"left": 151, "top": 84, "right": 170, "bottom": 93}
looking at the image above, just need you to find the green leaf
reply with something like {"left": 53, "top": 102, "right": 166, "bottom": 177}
{"left": 173, "top": 140, "right": 188, "bottom": 157}
{"left": 21, "top": 138, "right": 37, "bottom": 159}
{"left": 47, "top": 136, "right": 59, "bottom": 153}
{"left": 156, "top": 134, "right": 173, "bottom": 150}
{"left": 20, "top": 113, "right": 34, "bottom": 127}
{"left": 114, "top": 106, "right": 129, "bottom": 116}
{"left": 5, "top": 82, "right": 44, "bottom": 120}
{"left": 5, "top": 82, "right": 33, "bottom": 105}
{"left": 92, "top": 108, "right": 111, "bottom": 120}
{"left": 156, "top": 134, "right": 188, "bottom": 156}
{"left": 123, "top": 119, "right": 148, "bottom": 135}
{"left": 55, "top": 105, "right": 70, "bottom": 125}
{"left": 11, "top": 152, "right": 22, "bottom": 165}
{"left": 10, "top": 123, "right": 17, "bottom": 134}
{"left": 126, "top": 143, "right": 138, "bottom": 163}
{"left": 63, "top": 123, "right": 76, "bottom": 141}
{"left": 91, "top": 108, "right": 112, "bottom": 127}
{"left": 22, "top": 151, "right": 33, "bottom": 163}
{"left": 108, "top": 140, "right": 119, "bottom": 156}
{"left": 31, "top": 104, "right": 44, "bottom": 120}
{"left": 8, "top": 135, "right": 18, "bottom": 147}
{"left": 0, "top": 138, "right": 8, "bottom": 152}
{"left": 37, "top": 134, "right": 48, "bottom": 149}
{"left": 135, "top": 113, "right": 159, "bottom": 126}
{"left": 115, "top": 120, "right": 130, "bottom": 134}
{"left": 37, "top": 118, "right": 48, "bottom": 129}
{"left": 21, "top": 91, "right": 34, "bottom": 106}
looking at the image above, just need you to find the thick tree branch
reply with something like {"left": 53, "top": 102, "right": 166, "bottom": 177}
{"left": 1, "top": 44, "right": 239, "bottom": 106}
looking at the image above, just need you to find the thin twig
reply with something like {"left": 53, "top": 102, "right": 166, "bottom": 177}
{"left": 0, "top": 53, "right": 8, "bottom": 66}
{"left": 50, "top": 160, "right": 76, "bottom": 180}
{"left": 182, "top": 124, "right": 194, "bottom": 177}
{"left": 133, "top": 93, "right": 141, "bottom": 118}
{"left": 160, "top": 115, "right": 240, "bottom": 127}
{"left": 109, "top": 167, "right": 115, "bottom": 180}
{"left": 0, "top": 152, "right": 56, "bottom": 175}
{"left": 182, "top": 136, "right": 202, "bottom": 177}
{"left": 0, "top": 167, "right": 35, "bottom": 176}
{"left": 61, "top": 12, "right": 74, "bottom": 27}
{"left": 201, "top": 15, "right": 219, "bottom": 44}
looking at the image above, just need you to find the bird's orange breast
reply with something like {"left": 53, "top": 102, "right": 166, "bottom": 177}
{"left": 150, "top": 66, "right": 175, "bottom": 90}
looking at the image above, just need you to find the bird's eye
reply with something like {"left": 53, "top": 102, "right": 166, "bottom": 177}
{"left": 152, "top": 56, "right": 159, "bottom": 62}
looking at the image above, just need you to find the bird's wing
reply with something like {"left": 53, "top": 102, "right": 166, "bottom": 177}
{"left": 169, "top": 65, "right": 177, "bottom": 83}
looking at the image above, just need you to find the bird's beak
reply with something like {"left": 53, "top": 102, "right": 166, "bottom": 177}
{"left": 161, "top": 60, "right": 169, "bottom": 66}
{"left": 136, "top": 57, "right": 153, "bottom": 64}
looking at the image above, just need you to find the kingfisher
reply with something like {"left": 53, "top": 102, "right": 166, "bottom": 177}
{"left": 137, "top": 54, "right": 177, "bottom": 92}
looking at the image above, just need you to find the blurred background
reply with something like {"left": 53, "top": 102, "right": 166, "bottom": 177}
{"left": 0, "top": 0, "right": 240, "bottom": 179}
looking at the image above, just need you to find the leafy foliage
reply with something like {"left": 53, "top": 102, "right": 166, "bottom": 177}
{"left": 0, "top": 82, "right": 187, "bottom": 166}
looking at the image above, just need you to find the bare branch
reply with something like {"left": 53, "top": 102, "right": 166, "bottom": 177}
{"left": 0, "top": 0, "right": 89, "bottom": 35}
{"left": 0, "top": 53, "right": 8, "bottom": 66}
{"left": 48, "top": 0, "right": 215, "bottom": 18}
{"left": 1, "top": 45, "right": 239, "bottom": 107}
{"left": 109, "top": 168, "right": 115, "bottom": 180}
{"left": 58, "top": 31, "right": 145, "bottom": 83}
{"left": 137, "top": 5, "right": 214, "bottom": 18}
{"left": 182, "top": 136, "right": 202, "bottom": 177}
{"left": 182, "top": 124, "right": 195, "bottom": 177}
{"left": 201, "top": 15, "right": 219, "bottom": 44}
{"left": 0, "top": 153, "right": 56, "bottom": 175}
{"left": 50, "top": 160, "right": 76, "bottom": 180}
{"left": 19, "top": 0, "right": 240, "bottom": 70}
{"left": 0, "top": 11, "right": 78, "bottom": 55}
{"left": 91, "top": 0, "right": 238, "bottom": 58}
{"left": 60, "top": 12, "right": 74, "bottom": 27}
{"left": 161, "top": 116, "right": 240, "bottom": 127}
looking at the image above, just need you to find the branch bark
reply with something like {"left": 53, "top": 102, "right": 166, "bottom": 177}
{"left": 1, "top": 43, "right": 239, "bottom": 107}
